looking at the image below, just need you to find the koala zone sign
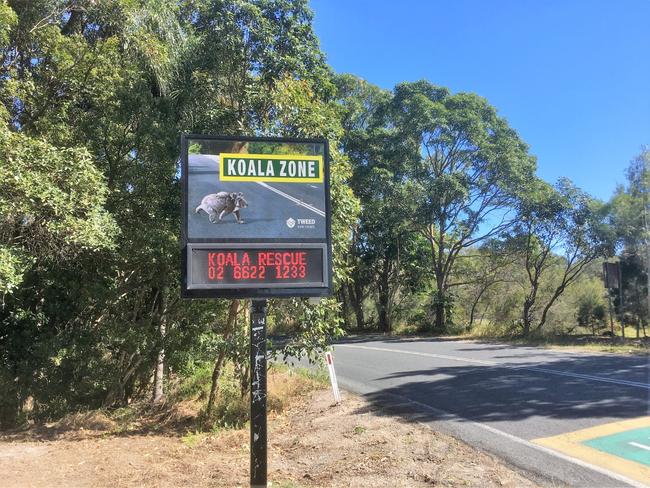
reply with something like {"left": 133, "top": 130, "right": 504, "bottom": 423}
{"left": 180, "top": 135, "right": 332, "bottom": 298}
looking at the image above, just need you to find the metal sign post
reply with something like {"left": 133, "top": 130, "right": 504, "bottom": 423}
{"left": 250, "top": 299, "right": 267, "bottom": 488}
{"left": 180, "top": 135, "right": 333, "bottom": 487}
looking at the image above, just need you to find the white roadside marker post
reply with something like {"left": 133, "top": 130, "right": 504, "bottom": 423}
{"left": 325, "top": 351, "right": 341, "bottom": 404}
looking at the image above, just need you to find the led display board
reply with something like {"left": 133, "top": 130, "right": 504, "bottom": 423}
{"left": 180, "top": 135, "right": 332, "bottom": 298}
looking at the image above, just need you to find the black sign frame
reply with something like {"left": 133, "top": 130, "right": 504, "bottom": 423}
{"left": 180, "top": 134, "right": 333, "bottom": 298}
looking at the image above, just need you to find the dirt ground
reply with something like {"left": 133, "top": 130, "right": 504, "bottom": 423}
{"left": 0, "top": 389, "right": 537, "bottom": 488}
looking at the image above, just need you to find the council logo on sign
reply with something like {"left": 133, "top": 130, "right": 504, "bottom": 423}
{"left": 286, "top": 217, "right": 296, "bottom": 228}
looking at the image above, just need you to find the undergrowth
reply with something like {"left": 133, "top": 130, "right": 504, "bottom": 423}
{"left": 170, "top": 361, "right": 328, "bottom": 432}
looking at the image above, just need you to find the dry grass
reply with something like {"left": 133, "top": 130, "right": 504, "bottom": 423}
{"left": 0, "top": 382, "right": 537, "bottom": 488}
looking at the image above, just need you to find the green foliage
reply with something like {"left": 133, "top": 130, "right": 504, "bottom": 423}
{"left": 0, "top": 130, "right": 118, "bottom": 265}
{"left": 0, "top": 1, "right": 16, "bottom": 48}
{"left": 385, "top": 82, "right": 535, "bottom": 330}
{"left": 0, "top": 245, "right": 30, "bottom": 296}
{"left": 609, "top": 149, "right": 649, "bottom": 327}
{"left": 0, "top": 0, "right": 348, "bottom": 428}
{"left": 205, "top": 364, "right": 249, "bottom": 429}
{"left": 336, "top": 77, "right": 536, "bottom": 333}
{"left": 510, "top": 178, "right": 615, "bottom": 334}
{"left": 272, "top": 297, "right": 345, "bottom": 363}
{"left": 575, "top": 278, "right": 607, "bottom": 333}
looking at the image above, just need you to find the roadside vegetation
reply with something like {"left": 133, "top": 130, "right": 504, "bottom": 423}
{"left": 0, "top": 0, "right": 647, "bottom": 434}
{"left": 336, "top": 77, "right": 648, "bottom": 343}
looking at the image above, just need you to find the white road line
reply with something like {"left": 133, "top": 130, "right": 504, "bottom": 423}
{"left": 335, "top": 344, "right": 650, "bottom": 389}
{"left": 523, "top": 366, "right": 650, "bottom": 389}
{"left": 629, "top": 441, "right": 650, "bottom": 451}
{"left": 256, "top": 182, "right": 325, "bottom": 217}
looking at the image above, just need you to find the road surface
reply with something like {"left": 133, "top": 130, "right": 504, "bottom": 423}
{"left": 188, "top": 154, "right": 326, "bottom": 239}
{"left": 330, "top": 337, "right": 650, "bottom": 487}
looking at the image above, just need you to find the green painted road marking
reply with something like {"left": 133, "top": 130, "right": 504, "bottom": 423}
{"left": 584, "top": 427, "right": 650, "bottom": 467}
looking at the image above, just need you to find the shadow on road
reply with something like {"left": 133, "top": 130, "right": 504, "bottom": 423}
{"left": 354, "top": 353, "right": 650, "bottom": 424}
{"left": 289, "top": 336, "right": 650, "bottom": 433}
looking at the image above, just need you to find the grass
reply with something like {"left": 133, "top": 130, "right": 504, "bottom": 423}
{"left": 457, "top": 327, "right": 649, "bottom": 355}
{"left": 172, "top": 361, "right": 329, "bottom": 433}
{"left": 270, "top": 482, "right": 301, "bottom": 488}
{"left": 266, "top": 363, "right": 328, "bottom": 415}
{"left": 353, "top": 425, "right": 366, "bottom": 435}
{"left": 387, "top": 319, "right": 649, "bottom": 355}
{"left": 392, "top": 323, "right": 422, "bottom": 336}
{"left": 270, "top": 362, "right": 329, "bottom": 385}
{"left": 181, "top": 430, "right": 207, "bottom": 448}
{"left": 494, "top": 334, "right": 649, "bottom": 354}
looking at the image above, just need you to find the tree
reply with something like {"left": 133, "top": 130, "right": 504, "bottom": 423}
{"left": 609, "top": 148, "right": 649, "bottom": 335}
{"left": 512, "top": 178, "right": 615, "bottom": 335}
{"left": 335, "top": 75, "right": 431, "bottom": 333}
{"left": 452, "top": 242, "right": 520, "bottom": 332}
{"left": 386, "top": 81, "right": 536, "bottom": 332}
{"left": 575, "top": 278, "right": 607, "bottom": 335}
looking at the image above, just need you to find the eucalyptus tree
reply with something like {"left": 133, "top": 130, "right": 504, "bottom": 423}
{"left": 176, "top": 0, "right": 331, "bottom": 134}
{"left": 513, "top": 178, "right": 615, "bottom": 335}
{"left": 609, "top": 149, "right": 649, "bottom": 334}
{"left": 385, "top": 81, "right": 536, "bottom": 332}
{"left": 334, "top": 75, "right": 432, "bottom": 332}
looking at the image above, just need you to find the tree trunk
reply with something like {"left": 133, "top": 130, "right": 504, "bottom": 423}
{"left": 152, "top": 321, "right": 166, "bottom": 405}
{"left": 433, "top": 272, "right": 446, "bottom": 334}
{"left": 434, "top": 253, "right": 446, "bottom": 333}
{"left": 377, "top": 262, "right": 391, "bottom": 333}
{"left": 434, "top": 286, "right": 446, "bottom": 334}
{"left": 349, "top": 279, "right": 365, "bottom": 329}
{"left": 338, "top": 286, "right": 352, "bottom": 329}
{"left": 468, "top": 284, "right": 492, "bottom": 332}
{"left": 206, "top": 300, "right": 240, "bottom": 417}
{"left": 522, "top": 297, "right": 533, "bottom": 336}
{"left": 206, "top": 349, "right": 227, "bottom": 416}
{"left": 377, "top": 298, "right": 390, "bottom": 333}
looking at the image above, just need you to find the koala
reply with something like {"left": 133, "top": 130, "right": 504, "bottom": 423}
{"left": 195, "top": 191, "right": 248, "bottom": 224}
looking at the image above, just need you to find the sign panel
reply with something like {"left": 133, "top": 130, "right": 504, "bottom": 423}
{"left": 181, "top": 135, "right": 332, "bottom": 298}
{"left": 219, "top": 154, "right": 323, "bottom": 182}
{"left": 603, "top": 262, "right": 621, "bottom": 289}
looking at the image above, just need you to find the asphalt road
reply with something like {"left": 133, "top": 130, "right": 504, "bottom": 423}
{"left": 329, "top": 337, "right": 650, "bottom": 487}
{"left": 188, "top": 154, "right": 326, "bottom": 239}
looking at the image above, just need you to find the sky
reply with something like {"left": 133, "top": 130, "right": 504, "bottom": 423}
{"left": 310, "top": 0, "right": 650, "bottom": 201}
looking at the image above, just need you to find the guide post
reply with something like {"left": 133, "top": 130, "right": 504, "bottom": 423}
{"left": 180, "top": 135, "right": 332, "bottom": 487}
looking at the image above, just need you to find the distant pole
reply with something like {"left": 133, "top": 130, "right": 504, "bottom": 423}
{"left": 641, "top": 154, "right": 650, "bottom": 336}
{"left": 250, "top": 299, "right": 267, "bottom": 488}
{"left": 607, "top": 292, "right": 615, "bottom": 336}
{"left": 604, "top": 263, "right": 615, "bottom": 336}
{"left": 619, "top": 264, "right": 624, "bottom": 339}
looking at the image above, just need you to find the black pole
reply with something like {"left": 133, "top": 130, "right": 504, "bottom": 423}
{"left": 250, "top": 299, "right": 267, "bottom": 488}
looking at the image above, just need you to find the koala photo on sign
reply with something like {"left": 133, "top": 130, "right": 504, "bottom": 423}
{"left": 186, "top": 138, "right": 327, "bottom": 241}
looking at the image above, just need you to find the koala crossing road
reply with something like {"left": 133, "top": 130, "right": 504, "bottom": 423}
{"left": 195, "top": 192, "right": 248, "bottom": 224}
